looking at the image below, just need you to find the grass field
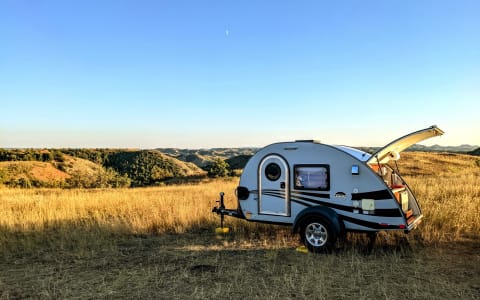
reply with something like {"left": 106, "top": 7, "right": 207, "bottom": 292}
{"left": 0, "top": 152, "right": 479, "bottom": 299}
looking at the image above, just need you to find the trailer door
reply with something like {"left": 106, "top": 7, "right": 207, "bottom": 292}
{"left": 258, "top": 155, "right": 290, "bottom": 216}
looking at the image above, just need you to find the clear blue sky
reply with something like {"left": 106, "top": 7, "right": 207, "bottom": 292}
{"left": 1, "top": 0, "right": 479, "bottom": 148}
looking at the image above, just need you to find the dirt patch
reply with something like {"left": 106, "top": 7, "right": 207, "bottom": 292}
{"left": 30, "top": 162, "right": 70, "bottom": 181}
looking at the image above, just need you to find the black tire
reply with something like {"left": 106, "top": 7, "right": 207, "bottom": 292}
{"left": 300, "top": 216, "right": 338, "bottom": 253}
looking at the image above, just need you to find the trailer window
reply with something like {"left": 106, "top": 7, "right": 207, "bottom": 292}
{"left": 265, "top": 163, "right": 281, "bottom": 181}
{"left": 294, "top": 165, "right": 330, "bottom": 191}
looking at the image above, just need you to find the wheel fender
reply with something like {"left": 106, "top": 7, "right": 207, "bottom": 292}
{"left": 293, "top": 206, "right": 342, "bottom": 235}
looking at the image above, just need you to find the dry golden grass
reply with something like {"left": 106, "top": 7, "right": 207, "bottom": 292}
{"left": 0, "top": 179, "right": 235, "bottom": 235}
{"left": 400, "top": 152, "right": 480, "bottom": 242}
{"left": 0, "top": 152, "right": 479, "bottom": 299}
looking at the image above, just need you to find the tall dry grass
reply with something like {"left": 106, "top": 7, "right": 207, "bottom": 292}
{"left": 401, "top": 152, "right": 480, "bottom": 242}
{"left": 0, "top": 179, "right": 238, "bottom": 234}
{"left": 0, "top": 152, "right": 478, "bottom": 256}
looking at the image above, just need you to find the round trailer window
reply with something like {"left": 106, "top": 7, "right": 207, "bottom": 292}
{"left": 265, "top": 163, "right": 281, "bottom": 181}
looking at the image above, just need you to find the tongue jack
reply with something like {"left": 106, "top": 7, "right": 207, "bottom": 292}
{"left": 212, "top": 192, "right": 244, "bottom": 234}
{"left": 213, "top": 192, "right": 229, "bottom": 234}
{"left": 218, "top": 192, "right": 225, "bottom": 229}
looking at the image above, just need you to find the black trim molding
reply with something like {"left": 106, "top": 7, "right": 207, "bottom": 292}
{"left": 351, "top": 189, "right": 392, "bottom": 200}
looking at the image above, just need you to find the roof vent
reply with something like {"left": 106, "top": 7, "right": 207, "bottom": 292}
{"left": 295, "top": 139, "right": 321, "bottom": 143}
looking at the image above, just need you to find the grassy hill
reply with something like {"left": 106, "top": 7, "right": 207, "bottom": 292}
{"left": 0, "top": 161, "right": 69, "bottom": 188}
{"left": 0, "top": 149, "right": 205, "bottom": 188}
{"left": 179, "top": 152, "right": 214, "bottom": 168}
{"left": 0, "top": 153, "right": 130, "bottom": 188}
{"left": 469, "top": 147, "right": 480, "bottom": 156}
{"left": 158, "top": 148, "right": 257, "bottom": 169}
{"left": 392, "top": 151, "right": 479, "bottom": 176}
{"left": 104, "top": 150, "right": 205, "bottom": 186}
{"left": 225, "top": 154, "right": 253, "bottom": 170}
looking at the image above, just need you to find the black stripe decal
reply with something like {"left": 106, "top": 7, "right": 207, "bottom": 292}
{"left": 267, "top": 194, "right": 402, "bottom": 230}
{"left": 290, "top": 199, "right": 313, "bottom": 207}
{"left": 262, "top": 190, "right": 285, "bottom": 195}
{"left": 259, "top": 189, "right": 393, "bottom": 201}
{"left": 262, "top": 191, "right": 285, "bottom": 196}
{"left": 292, "top": 194, "right": 401, "bottom": 217}
{"left": 262, "top": 193, "right": 400, "bottom": 230}
{"left": 260, "top": 190, "right": 402, "bottom": 217}
{"left": 351, "top": 189, "right": 392, "bottom": 200}
{"left": 293, "top": 194, "right": 351, "bottom": 211}
{"left": 262, "top": 190, "right": 330, "bottom": 199}
{"left": 365, "top": 209, "right": 402, "bottom": 217}
{"left": 339, "top": 215, "right": 400, "bottom": 230}
{"left": 292, "top": 191, "right": 330, "bottom": 199}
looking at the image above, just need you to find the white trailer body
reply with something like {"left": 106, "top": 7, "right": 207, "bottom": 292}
{"left": 213, "top": 126, "right": 444, "bottom": 251}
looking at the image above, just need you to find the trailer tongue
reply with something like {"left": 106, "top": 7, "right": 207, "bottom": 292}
{"left": 212, "top": 192, "right": 243, "bottom": 230}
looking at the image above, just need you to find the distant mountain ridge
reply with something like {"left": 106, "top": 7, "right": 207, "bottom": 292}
{"left": 157, "top": 148, "right": 257, "bottom": 168}
{"left": 162, "top": 144, "right": 479, "bottom": 169}
{"left": 358, "top": 144, "right": 479, "bottom": 155}
{"left": 407, "top": 144, "right": 478, "bottom": 152}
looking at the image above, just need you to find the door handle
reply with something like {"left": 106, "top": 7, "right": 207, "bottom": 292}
{"left": 280, "top": 182, "right": 285, "bottom": 189}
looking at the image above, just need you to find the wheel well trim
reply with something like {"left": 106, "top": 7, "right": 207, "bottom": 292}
{"left": 292, "top": 205, "right": 343, "bottom": 235}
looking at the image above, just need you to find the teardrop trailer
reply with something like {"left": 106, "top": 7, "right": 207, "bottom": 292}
{"left": 212, "top": 126, "right": 444, "bottom": 252}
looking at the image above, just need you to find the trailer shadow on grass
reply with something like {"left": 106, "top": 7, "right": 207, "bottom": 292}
{"left": 0, "top": 220, "right": 466, "bottom": 260}
{"left": 1, "top": 218, "right": 478, "bottom": 260}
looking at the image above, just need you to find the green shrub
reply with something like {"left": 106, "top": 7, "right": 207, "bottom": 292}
{"left": 54, "top": 151, "right": 65, "bottom": 162}
{"left": 208, "top": 158, "right": 230, "bottom": 178}
{"left": 57, "top": 163, "right": 67, "bottom": 172}
{"left": 18, "top": 178, "right": 32, "bottom": 188}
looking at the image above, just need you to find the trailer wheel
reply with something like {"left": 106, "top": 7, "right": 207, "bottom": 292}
{"left": 300, "top": 216, "right": 337, "bottom": 253}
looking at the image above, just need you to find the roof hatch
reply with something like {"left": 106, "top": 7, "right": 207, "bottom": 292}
{"left": 366, "top": 125, "right": 444, "bottom": 165}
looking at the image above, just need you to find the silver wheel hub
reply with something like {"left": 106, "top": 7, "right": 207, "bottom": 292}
{"left": 305, "top": 222, "right": 328, "bottom": 247}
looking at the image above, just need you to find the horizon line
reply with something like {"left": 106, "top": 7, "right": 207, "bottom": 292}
{"left": 1, "top": 143, "right": 478, "bottom": 151}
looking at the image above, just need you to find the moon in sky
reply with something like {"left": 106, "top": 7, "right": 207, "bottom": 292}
{"left": 225, "top": 29, "right": 229, "bottom": 37}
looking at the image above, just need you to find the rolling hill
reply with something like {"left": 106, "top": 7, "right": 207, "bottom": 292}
{"left": 158, "top": 145, "right": 478, "bottom": 170}
{"left": 0, "top": 149, "right": 205, "bottom": 188}
{"left": 104, "top": 150, "right": 205, "bottom": 186}
{"left": 158, "top": 148, "right": 257, "bottom": 170}
{"left": 469, "top": 147, "right": 480, "bottom": 156}
{"left": 0, "top": 153, "right": 127, "bottom": 188}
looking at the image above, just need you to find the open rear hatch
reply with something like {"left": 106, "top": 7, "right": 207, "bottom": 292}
{"left": 366, "top": 125, "right": 445, "bottom": 165}
{"left": 367, "top": 125, "right": 444, "bottom": 230}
